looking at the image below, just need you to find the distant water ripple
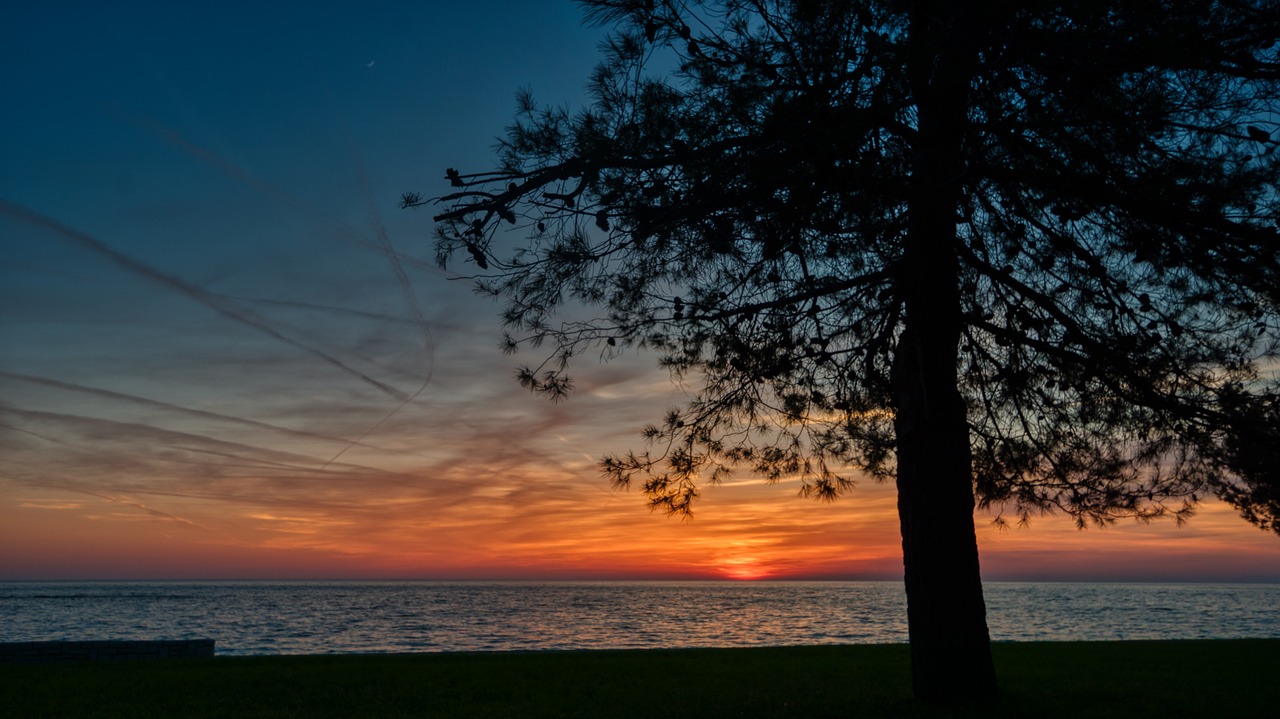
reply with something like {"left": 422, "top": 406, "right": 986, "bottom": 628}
{"left": 1, "top": 581, "right": 1275, "bottom": 656}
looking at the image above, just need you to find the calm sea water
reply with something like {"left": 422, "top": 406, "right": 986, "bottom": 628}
{"left": 1, "top": 581, "right": 1276, "bottom": 656}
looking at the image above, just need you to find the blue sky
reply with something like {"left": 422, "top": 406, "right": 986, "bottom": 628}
{"left": 1, "top": 0, "right": 607, "bottom": 427}
{"left": 3, "top": 1, "right": 1279, "bottom": 581}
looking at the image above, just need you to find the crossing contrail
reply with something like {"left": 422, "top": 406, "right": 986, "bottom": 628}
{"left": 0, "top": 198, "right": 409, "bottom": 401}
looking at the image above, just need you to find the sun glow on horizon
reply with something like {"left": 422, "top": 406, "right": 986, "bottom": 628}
{"left": 716, "top": 555, "right": 774, "bottom": 580}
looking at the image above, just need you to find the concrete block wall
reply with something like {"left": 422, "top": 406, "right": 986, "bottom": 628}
{"left": 0, "top": 639, "right": 215, "bottom": 663}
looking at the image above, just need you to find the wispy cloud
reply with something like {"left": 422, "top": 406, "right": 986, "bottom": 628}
{"left": 18, "top": 501, "right": 84, "bottom": 510}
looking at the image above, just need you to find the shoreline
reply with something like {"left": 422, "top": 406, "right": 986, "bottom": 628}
{"left": 6, "top": 634, "right": 1280, "bottom": 660}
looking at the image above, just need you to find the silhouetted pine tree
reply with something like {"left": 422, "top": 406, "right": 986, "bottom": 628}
{"left": 408, "top": 0, "right": 1280, "bottom": 704}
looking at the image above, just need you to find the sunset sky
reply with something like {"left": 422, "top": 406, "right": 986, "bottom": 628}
{"left": 3, "top": 1, "right": 1278, "bottom": 583}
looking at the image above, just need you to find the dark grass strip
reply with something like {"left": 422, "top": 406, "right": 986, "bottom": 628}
{"left": 3, "top": 640, "right": 1275, "bottom": 718}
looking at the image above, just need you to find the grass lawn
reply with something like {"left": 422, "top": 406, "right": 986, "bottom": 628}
{"left": 3, "top": 639, "right": 1275, "bottom": 718}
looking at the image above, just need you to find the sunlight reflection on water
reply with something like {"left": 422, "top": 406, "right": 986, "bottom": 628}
{"left": 1, "top": 581, "right": 1275, "bottom": 655}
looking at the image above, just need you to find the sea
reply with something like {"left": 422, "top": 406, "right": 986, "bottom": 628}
{"left": 1, "top": 581, "right": 1276, "bottom": 656}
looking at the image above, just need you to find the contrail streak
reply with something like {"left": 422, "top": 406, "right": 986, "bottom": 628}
{"left": 0, "top": 199, "right": 409, "bottom": 401}
{"left": 217, "top": 295, "right": 422, "bottom": 324}
{"left": 304, "top": 136, "right": 439, "bottom": 474}
{"left": 122, "top": 114, "right": 441, "bottom": 470}
{"left": 0, "top": 370, "right": 428, "bottom": 459}
{"left": 124, "top": 112, "right": 443, "bottom": 275}
{"left": 0, "top": 403, "right": 391, "bottom": 476}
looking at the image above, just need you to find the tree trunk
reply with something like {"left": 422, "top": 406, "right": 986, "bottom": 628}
{"left": 891, "top": 0, "right": 998, "bottom": 704}
{"left": 892, "top": 323, "right": 997, "bottom": 703}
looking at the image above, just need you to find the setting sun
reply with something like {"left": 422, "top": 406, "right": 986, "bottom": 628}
{"left": 717, "top": 556, "right": 772, "bottom": 580}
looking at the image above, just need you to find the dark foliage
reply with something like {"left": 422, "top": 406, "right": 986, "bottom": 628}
{"left": 410, "top": 0, "right": 1280, "bottom": 703}
{"left": 414, "top": 0, "right": 1280, "bottom": 532}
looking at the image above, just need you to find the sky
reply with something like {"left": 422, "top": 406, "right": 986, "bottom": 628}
{"left": 2, "top": 1, "right": 1279, "bottom": 583}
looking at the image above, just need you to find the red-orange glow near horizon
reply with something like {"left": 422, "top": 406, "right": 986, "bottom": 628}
{"left": 3, "top": 463, "right": 1279, "bottom": 581}
{"left": 717, "top": 557, "right": 773, "bottom": 580}
{"left": 5, "top": 465, "right": 1274, "bottom": 583}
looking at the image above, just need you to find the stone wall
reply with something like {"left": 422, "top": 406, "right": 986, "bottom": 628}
{"left": 0, "top": 639, "right": 215, "bottom": 664}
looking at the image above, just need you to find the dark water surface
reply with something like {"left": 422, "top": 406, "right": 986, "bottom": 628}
{"left": 1, "top": 581, "right": 1275, "bottom": 656}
